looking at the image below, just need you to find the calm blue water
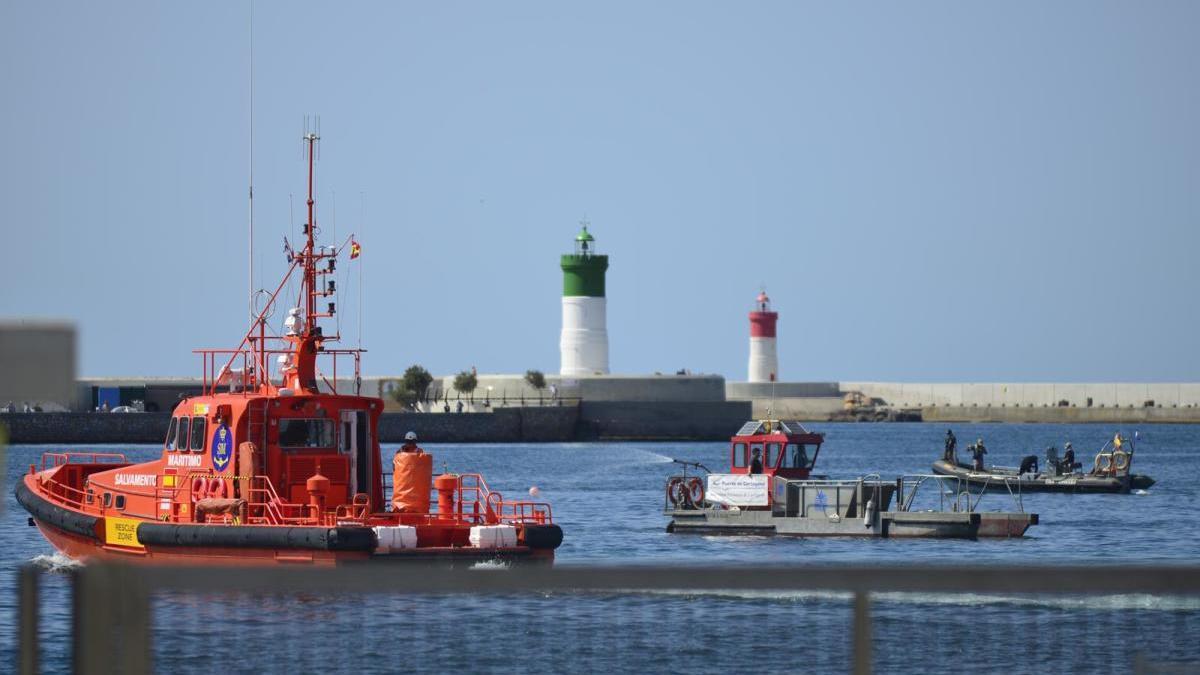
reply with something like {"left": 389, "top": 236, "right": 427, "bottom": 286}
{"left": 4, "top": 423, "right": 1199, "bottom": 673}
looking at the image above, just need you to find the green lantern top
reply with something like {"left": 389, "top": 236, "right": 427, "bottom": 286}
{"left": 574, "top": 223, "right": 596, "bottom": 257}
{"left": 563, "top": 220, "right": 607, "bottom": 297}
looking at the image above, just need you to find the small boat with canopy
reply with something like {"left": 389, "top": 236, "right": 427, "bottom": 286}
{"left": 665, "top": 419, "right": 1037, "bottom": 539}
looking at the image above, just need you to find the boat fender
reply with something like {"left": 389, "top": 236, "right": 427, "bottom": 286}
{"left": 136, "top": 523, "right": 377, "bottom": 551}
{"left": 14, "top": 481, "right": 102, "bottom": 541}
{"left": 521, "top": 524, "right": 564, "bottom": 550}
{"left": 207, "top": 477, "right": 229, "bottom": 500}
{"left": 863, "top": 499, "right": 875, "bottom": 528}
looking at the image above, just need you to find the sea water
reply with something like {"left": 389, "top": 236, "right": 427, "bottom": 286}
{"left": 3, "top": 423, "right": 1198, "bottom": 673}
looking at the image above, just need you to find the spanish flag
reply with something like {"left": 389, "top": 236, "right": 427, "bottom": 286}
{"left": 350, "top": 239, "right": 362, "bottom": 260}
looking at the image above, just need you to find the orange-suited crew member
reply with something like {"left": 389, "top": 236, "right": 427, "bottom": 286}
{"left": 399, "top": 431, "right": 423, "bottom": 455}
{"left": 392, "top": 431, "right": 432, "bottom": 513}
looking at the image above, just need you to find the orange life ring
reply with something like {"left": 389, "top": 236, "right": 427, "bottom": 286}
{"left": 190, "top": 476, "right": 207, "bottom": 503}
{"left": 666, "top": 477, "right": 686, "bottom": 507}
{"left": 666, "top": 477, "right": 705, "bottom": 509}
{"left": 1113, "top": 451, "right": 1129, "bottom": 472}
{"left": 207, "top": 477, "right": 228, "bottom": 500}
{"left": 685, "top": 477, "right": 705, "bottom": 506}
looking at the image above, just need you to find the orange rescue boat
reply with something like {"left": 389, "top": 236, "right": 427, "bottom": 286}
{"left": 16, "top": 132, "right": 562, "bottom": 565}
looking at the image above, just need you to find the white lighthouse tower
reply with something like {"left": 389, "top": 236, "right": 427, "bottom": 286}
{"left": 748, "top": 290, "right": 778, "bottom": 382}
{"left": 560, "top": 222, "right": 610, "bottom": 376}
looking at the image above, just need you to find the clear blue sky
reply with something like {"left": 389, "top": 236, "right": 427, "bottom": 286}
{"left": 2, "top": 1, "right": 1196, "bottom": 381}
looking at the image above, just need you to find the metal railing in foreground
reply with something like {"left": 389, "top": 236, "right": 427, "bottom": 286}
{"left": 17, "top": 563, "right": 1200, "bottom": 675}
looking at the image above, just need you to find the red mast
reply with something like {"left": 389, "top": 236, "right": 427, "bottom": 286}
{"left": 203, "top": 124, "right": 360, "bottom": 398}
{"left": 285, "top": 130, "right": 327, "bottom": 393}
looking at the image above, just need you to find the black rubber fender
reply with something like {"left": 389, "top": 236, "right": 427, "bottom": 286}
{"left": 521, "top": 524, "right": 564, "bottom": 550}
{"left": 137, "top": 523, "right": 377, "bottom": 551}
{"left": 14, "top": 480, "right": 100, "bottom": 540}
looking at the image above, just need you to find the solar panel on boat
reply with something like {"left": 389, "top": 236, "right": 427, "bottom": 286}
{"left": 736, "top": 421, "right": 762, "bottom": 436}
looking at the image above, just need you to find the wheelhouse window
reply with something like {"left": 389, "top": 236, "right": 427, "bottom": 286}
{"left": 732, "top": 442, "right": 747, "bottom": 468}
{"left": 189, "top": 417, "right": 207, "bottom": 452}
{"left": 788, "top": 443, "right": 812, "bottom": 469}
{"left": 175, "top": 417, "right": 190, "bottom": 452}
{"left": 279, "top": 418, "right": 335, "bottom": 449}
{"left": 164, "top": 417, "right": 178, "bottom": 451}
{"left": 114, "top": 495, "right": 126, "bottom": 510}
{"left": 766, "top": 443, "right": 782, "bottom": 468}
{"left": 102, "top": 493, "right": 112, "bottom": 508}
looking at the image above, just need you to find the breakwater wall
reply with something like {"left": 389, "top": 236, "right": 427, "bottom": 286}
{"left": 921, "top": 405, "right": 1200, "bottom": 425}
{"left": 2, "top": 412, "right": 173, "bottom": 444}
{"left": 2, "top": 401, "right": 751, "bottom": 445}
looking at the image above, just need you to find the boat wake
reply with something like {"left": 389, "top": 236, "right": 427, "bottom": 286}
{"left": 470, "top": 559, "right": 513, "bottom": 570}
{"left": 29, "top": 552, "right": 81, "bottom": 574}
{"left": 1133, "top": 489, "right": 1150, "bottom": 496}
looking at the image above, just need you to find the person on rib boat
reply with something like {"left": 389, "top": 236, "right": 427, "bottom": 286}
{"left": 943, "top": 429, "right": 958, "bottom": 463}
{"left": 970, "top": 439, "right": 988, "bottom": 471}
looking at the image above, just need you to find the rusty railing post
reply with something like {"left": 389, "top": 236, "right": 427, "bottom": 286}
{"left": 18, "top": 565, "right": 38, "bottom": 675}
{"left": 853, "top": 590, "right": 872, "bottom": 675}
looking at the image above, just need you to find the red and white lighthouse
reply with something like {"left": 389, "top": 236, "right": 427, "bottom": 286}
{"left": 748, "top": 290, "right": 778, "bottom": 383}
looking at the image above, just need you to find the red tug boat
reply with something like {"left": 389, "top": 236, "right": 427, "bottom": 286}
{"left": 17, "top": 132, "right": 562, "bottom": 565}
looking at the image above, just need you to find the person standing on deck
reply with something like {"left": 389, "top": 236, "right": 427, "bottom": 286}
{"left": 944, "top": 430, "right": 958, "bottom": 463}
{"left": 749, "top": 448, "right": 764, "bottom": 474}
{"left": 397, "top": 431, "right": 422, "bottom": 454}
{"left": 971, "top": 439, "right": 988, "bottom": 471}
{"left": 1062, "top": 442, "right": 1076, "bottom": 474}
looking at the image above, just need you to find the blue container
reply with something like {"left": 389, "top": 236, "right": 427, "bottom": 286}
{"left": 96, "top": 387, "right": 121, "bottom": 410}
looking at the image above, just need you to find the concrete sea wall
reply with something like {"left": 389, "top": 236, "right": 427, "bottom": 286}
{"left": 2, "top": 401, "right": 750, "bottom": 444}
{"left": 841, "top": 382, "right": 1200, "bottom": 409}
{"left": 1, "top": 412, "right": 173, "bottom": 444}
{"left": 921, "top": 405, "right": 1200, "bottom": 425}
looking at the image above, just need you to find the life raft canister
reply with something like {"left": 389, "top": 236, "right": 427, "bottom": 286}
{"left": 392, "top": 451, "right": 433, "bottom": 513}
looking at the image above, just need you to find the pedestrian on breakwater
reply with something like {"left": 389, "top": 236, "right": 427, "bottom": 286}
{"left": 971, "top": 439, "right": 988, "bottom": 471}
{"left": 944, "top": 430, "right": 957, "bottom": 463}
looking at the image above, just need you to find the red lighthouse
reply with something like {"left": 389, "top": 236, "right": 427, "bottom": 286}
{"left": 748, "top": 291, "right": 778, "bottom": 382}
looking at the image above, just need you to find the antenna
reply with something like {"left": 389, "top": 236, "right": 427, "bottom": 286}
{"left": 247, "top": 0, "right": 256, "bottom": 320}
{"left": 359, "top": 191, "right": 365, "bottom": 352}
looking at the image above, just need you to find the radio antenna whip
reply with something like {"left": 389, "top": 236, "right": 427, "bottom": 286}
{"left": 247, "top": 0, "right": 256, "bottom": 320}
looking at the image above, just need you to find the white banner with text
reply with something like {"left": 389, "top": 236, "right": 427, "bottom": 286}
{"left": 706, "top": 474, "right": 770, "bottom": 507}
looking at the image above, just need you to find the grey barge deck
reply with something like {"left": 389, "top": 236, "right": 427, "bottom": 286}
{"left": 666, "top": 475, "right": 1036, "bottom": 540}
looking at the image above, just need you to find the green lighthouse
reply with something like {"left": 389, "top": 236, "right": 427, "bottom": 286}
{"left": 559, "top": 222, "right": 610, "bottom": 375}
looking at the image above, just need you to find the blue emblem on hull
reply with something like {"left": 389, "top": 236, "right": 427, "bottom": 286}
{"left": 211, "top": 424, "right": 233, "bottom": 472}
